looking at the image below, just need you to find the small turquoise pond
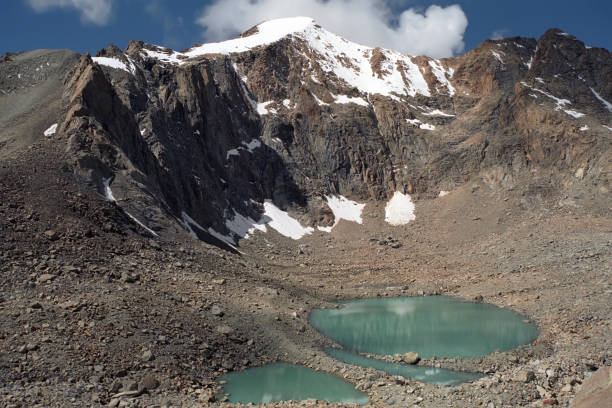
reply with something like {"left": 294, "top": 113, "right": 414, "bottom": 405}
{"left": 217, "top": 362, "right": 369, "bottom": 405}
{"left": 309, "top": 296, "right": 538, "bottom": 359}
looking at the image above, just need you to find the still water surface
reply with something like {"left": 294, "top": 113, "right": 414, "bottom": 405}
{"left": 310, "top": 296, "right": 538, "bottom": 358}
{"left": 218, "top": 297, "right": 538, "bottom": 404}
{"left": 217, "top": 362, "right": 369, "bottom": 405}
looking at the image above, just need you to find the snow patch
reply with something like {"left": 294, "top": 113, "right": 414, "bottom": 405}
{"left": 43, "top": 123, "right": 58, "bottom": 137}
{"left": 257, "top": 101, "right": 276, "bottom": 115}
{"left": 579, "top": 125, "right": 589, "bottom": 131}
{"left": 226, "top": 138, "right": 262, "bottom": 159}
{"left": 590, "top": 88, "right": 612, "bottom": 112}
{"left": 141, "top": 48, "right": 184, "bottom": 65}
{"left": 385, "top": 192, "right": 416, "bottom": 225}
{"left": 564, "top": 109, "right": 584, "bottom": 119}
{"left": 312, "top": 93, "right": 330, "bottom": 106}
{"left": 603, "top": 125, "right": 612, "bottom": 132}
{"left": 226, "top": 148, "right": 241, "bottom": 159}
{"left": 242, "top": 139, "right": 262, "bottom": 152}
{"left": 125, "top": 212, "right": 158, "bottom": 237}
{"left": 92, "top": 57, "right": 132, "bottom": 74}
{"left": 263, "top": 200, "right": 314, "bottom": 239}
{"left": 419, "top": 123, "right": 435, "bottom": 130}
{"left": 325, "top": 195, "right": 365, "bottom": 227}
{"left": 491, "top": 51, "right": 504, "bottom": 64}
{"left": 102, "top": 177, "right": 156, "bottom": 236}
{"left": 181, "top": 212, "right": 237, "bottom": 247}
{"left": 406, "top": 118, "right": 434, "bottom": 130}
{"left": 225, "top": 211, "right": 267, "bottom": 239}
{"left": 102, "top": 177, "right": 116, "bottom": 202}
{"left": 423, "top": 109, "right": 454, "bottom": 117}
{"left": 428, "top": 60, "right": 455, "bottom": 96}
{"left": 332, "top": 94, "right": 369, "bottom": 106}
{"left": 438, "top": 190, "right": 450, "bottom": 197}
{"left": 520, "top": 82, "right": 571, "bottom": 111}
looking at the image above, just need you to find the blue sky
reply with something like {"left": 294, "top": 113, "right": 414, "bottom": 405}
{"left": 1, "top": 1, "right": 611, "bottom": 57}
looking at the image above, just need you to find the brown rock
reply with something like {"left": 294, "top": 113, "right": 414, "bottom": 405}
{"left": 140, "top": 375, "right": 159, "bottom": 391}
{"left": 571, "top": 366, "right": 612, "bottom": 408}
{"left": 43, "top": 230, "right": 58, "bottom": 240}
{"left": 37, "top": 274, "right": 56, "bottom": 283}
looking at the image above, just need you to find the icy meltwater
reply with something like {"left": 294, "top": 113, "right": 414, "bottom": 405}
{"left": 218, "top": 362, "right": 369, "bottom": 405}
{"left": 310, "top": 296, "right": 538, "bottom": 359}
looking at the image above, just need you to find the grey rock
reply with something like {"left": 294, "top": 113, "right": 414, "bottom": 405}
{"left": 140, "top": 375, "right": 160, "bottom": 391}
{"left": 210, "top": 305, "right": 223, "bottom": 316}
{"left": 403, "top": 352, "right": 420, "bottom": 365}
{"left": 217, "top": 325, "right": 233, "bottom": 335}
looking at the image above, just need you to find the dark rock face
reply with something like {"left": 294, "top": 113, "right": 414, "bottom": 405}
{"left": 6, "top": 20, "right": 610, "bottom": 245}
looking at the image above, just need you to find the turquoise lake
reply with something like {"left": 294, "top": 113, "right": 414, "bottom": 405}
{"left": 309, "top": 296, "right": 538, "bottom": 358}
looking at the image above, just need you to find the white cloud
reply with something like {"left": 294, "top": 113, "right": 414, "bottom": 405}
{"left": 490, "top": 29, "right": 509, "bottom": 40}
{"left": 196, "top": 0, "right": 468, "bottom": 58}
{"left": 26, "top": 0, "right": 113, "bottom": 26}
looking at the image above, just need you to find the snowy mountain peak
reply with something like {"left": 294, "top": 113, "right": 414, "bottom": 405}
{"left": 135, "top": 16, "right": 455, "bottom": 100}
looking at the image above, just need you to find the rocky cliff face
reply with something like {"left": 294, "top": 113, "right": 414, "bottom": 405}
{"left": 37, "top": 18, "right": 612, "bottom": 245}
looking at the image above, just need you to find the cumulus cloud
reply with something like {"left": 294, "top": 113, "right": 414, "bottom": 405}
{"left": 196, "top": 0, "right": 468, "bottom": 57}
{"left": 26, "top": 0, "right": 113, "bottom": 26}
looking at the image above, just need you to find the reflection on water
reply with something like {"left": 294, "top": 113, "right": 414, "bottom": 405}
{"left": 327, "top": 348, "right": 485, "bottom": 385}
{"left": 218, "top": 362, "right": 369, "bottom": 405}
{"left": 310, "top": 296, "right": 538, "bottom": 358}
